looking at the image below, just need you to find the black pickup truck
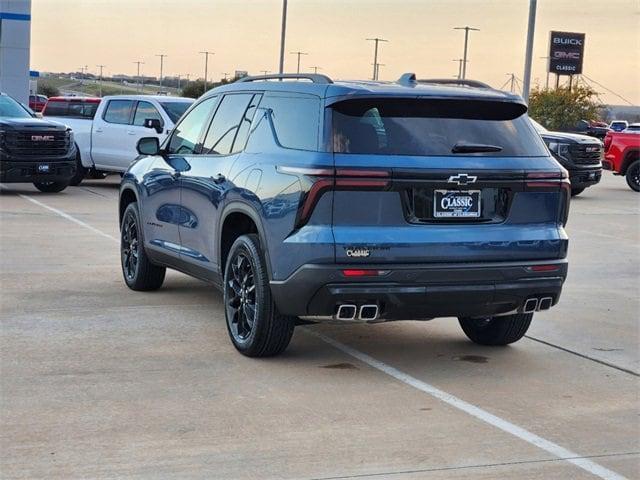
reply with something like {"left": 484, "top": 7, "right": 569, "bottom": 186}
{"left": 1, "top": 92, "right": 76, "bottom": 192}
{"left": 531, "top": 119, "right": 602, "bottom": 196}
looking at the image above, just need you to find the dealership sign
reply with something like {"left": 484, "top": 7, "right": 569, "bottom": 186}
{"left": 549, "top": 31, "right": 585, "bottom": 75}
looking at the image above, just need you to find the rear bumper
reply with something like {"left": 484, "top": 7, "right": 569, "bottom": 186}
{"left": 0, "top": 158, "right": 76, "bottom": 184}
{"left": 270, "top": 259, "right": 568, "bottom": 320}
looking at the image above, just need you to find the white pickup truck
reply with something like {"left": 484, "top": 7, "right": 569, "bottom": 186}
{"left": 42, "top": 94, "right": 194, "bottom": 185}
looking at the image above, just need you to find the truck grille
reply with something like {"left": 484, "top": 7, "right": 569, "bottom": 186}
{"left": 569, "top": 144, "right": 602, "bottom": 165}
{"left": 3, "top": 130, "right": 70, "bottom": 157}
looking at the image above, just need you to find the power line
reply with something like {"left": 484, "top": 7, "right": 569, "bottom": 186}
{"left": 581, "top": 74, "right": 635, "bottom": 106}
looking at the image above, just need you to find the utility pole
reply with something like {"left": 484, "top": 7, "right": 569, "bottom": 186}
{"left": 78, "top": 66, "right": 86, "bottom": 84}
{"left": 454, "top": 26, "right": 479, "bottom": 79}
{"left": 260, "top": 70, "right": 270, "bottom": 76}
{"left": 133, "top": 61, "right": 144, "bottom": 92}
{"left": 310, "top": 66, "right": 321, "bottom": 74}
{"left": 176, "top": 74, "right": 181, "bottom": 90}
{"left": 199, "top": 51, "right": 214, "bottom": 92}
{"left": 279, "top": 0, "right": 288, "bottom": 74}
{"left": 156, "top": 54, "right": 167, "bottom": 90}
{"left": 290, "top": 51, "right": 308, "bottom": 74}
{"left": 371, "top": 63, "right": 385, "bottom": 80}
{"left": 452, "top": 58, "right": 465, "bottom": 79}
{"left": 222, "top": 72, "right": 230, "bottom": 81}
{"left": 522, "top": 0, "right": 537, "bottom": 102}
{"left": 507, "top": 73, "right": 516, "bottom": 92}
{"left": 366, "top": 37, "right": 388, "bottom": 80}
{"left": 96, "top": 64, "right": 105, "bottom": 97}
{"left": 540, "top": 56, "right": 550, "bottom": 89}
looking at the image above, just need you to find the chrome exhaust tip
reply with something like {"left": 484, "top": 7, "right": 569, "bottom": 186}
{"left": 359, "top": 304, "right": 379, "bottom": 321}
{"left": 538, "top": 297, "right": 553, "bottom": 311}
{"left": 336, "top": 304, "right": 357, "bottom": 320}
{"left": 523, "top": 298, "right": 538, "bottom": 313}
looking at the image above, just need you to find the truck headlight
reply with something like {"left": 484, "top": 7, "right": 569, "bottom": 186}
{"left": 548, "top": 142, "right": 570, "bottom": 160}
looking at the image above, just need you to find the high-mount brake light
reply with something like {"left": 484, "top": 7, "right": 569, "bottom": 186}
{"left": 278, "top": 166, "right": 391, "bottom": 228}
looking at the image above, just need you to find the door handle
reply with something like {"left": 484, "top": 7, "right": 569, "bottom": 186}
{"left": 212, "top": 174, "right": 226, "bottom": 184}
{"left": 127, "top": 130, "right": 136, "bottom": 135}
{"left": 94, "top": 128, "right": 103, "bottom": 133}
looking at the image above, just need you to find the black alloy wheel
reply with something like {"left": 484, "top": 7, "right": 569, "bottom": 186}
{"left": 225, "top": 251, "right": 257, "bottom": 342}
{"left": 121, "top": 211, "right": 139, "bottom": 282}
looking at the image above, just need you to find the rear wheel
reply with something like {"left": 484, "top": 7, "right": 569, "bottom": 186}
{"left": 570, "top": 187, "right": 585, "bottom": 196}
{"left": 223, "top": 234, "right": 295, "bottom": 357}
{"left": 625, "top": 160, "right": 640, "bottom": 192}
{"left": 120, "top": 203, "right": 166, "bottom": 291}
{"left": 33, "top": 181, "right": 68, "bottom": 193}
{"left": 458, "top": 313, "right": 533, "bottom": 346}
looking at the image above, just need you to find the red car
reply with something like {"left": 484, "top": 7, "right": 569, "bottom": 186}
{"left": 603, "top": 131, "right": 640, "bottom": 191}
{"left": 28, "top": 94, "right": 48, "bottom": 112}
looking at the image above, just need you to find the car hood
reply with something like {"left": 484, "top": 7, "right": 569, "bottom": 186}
{"left": 0, "top": 117, "right": 68, "bottom": 130}
{"left": 540, "top": 131, "right": 602, "bottom": 145}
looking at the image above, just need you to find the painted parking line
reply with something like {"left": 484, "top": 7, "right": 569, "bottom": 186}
{"left": 8, "top": 190, "right": 628, "bottom": 480}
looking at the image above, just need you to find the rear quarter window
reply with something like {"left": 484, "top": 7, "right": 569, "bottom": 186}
{"left": 258, "top": 93, "right": 321, "bottom": 151}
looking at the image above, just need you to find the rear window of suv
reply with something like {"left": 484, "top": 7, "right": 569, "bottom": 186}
{"left": 332, "top": 98, "right": 547, "bottom": 157}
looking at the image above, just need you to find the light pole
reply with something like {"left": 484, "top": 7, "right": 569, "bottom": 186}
{"left": 200, "top": 51, "right": 214, "bottom": 92}
{"left": 290, "top": 51, "right": 308, "bottom": 74}
{"left": 96, "top": 64, "right": 105, "bottom": 97}
{"left": 522, "top": 0, "right": 537, "bottom": 102}
{"left": 156, "top": 54, "right": 167, "bottom": 90}
{"left": 454, "top": 26, "right": 479, "bottom": 79}
{"left": 366, "top": 37, "right": 388, "bottom": 80}
{"left": 279, "top": 0, "right": 288, "bottom": 74}
{"left": 133, "top": 61, "right": 144, "bottom": 92}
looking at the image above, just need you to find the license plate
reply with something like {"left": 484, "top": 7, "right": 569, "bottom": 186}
{"left": 434, "top": 190, "right": 481, "bottom": 218}
{"left": 37, "top": 164, "right": 50, "bottom": 173}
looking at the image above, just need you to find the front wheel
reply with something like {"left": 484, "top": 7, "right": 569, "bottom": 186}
{"left": 33, "top": 181, "right": 68, "bottom": 193}
{"left": 625, "top": 160, "right": 640, "bottom": 192}
{"left": 223, "top": 234, "right": 295, "bottom": 357}
{"left": 458, "top": 313, "right": 533, "bottom": 346}
{"left": 68, "top": 151, "right": 86, "bottom": 186}
{"left": 120, "top": 203, "right": 166, "bottom": 291}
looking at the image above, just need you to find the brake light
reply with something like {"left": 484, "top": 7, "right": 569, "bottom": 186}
{"left": 527, "top": 264, "right": 561, "bottom": 272}
{"left": 342, "top": 269, "right": 389, "bottom": 277}
{"left": 278, "top": 166, "right": 391, "bottom": 228}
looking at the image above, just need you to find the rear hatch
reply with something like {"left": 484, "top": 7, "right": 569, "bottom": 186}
{"left": 329, "top": 97, "right": 569, "bottom": 264}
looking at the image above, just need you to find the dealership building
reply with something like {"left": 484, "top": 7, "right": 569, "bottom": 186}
{"left": 0, "top": 0, "right": 32, "bottom": 104}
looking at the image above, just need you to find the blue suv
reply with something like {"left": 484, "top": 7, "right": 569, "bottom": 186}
{"left": 119, "top": 73, "right": 570, "bottom": 357}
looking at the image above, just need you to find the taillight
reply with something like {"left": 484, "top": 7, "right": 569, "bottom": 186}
{"left": 277, "top": 166, "right": 391, "bottom": 228}
{"left": 525, "top": 170, "right": 571, "bottom": 226}
{"left": 342, "top": 269, "right": 389, "bottom": 277}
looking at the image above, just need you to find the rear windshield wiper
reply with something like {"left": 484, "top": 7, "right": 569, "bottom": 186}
{"left": 451, "top": 142, "right": 503, "bottom": 154}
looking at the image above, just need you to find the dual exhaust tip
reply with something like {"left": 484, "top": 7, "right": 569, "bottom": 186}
{"left": 336, "top": 304, "right": 379, "bottom": 321}
{"left": 523, "top": 296, "right": 553, "bottom": 313}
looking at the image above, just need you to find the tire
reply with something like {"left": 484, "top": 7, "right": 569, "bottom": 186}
{"left": 120, "top": 202, "right": 166, "bottom": 291}
{"left": 458, "top": 313, "right": 533, "bottom": 346}
{"left": 33, "top": 181, "right": 68, "bottom": 193}
{"left": 68, "top": 151, "right": 87, "bottom": 186}
{"left": 625, "top": 160, "right": 640, "bottom": 192}
{"left": 223, "top": 234, "right": 295, "bottom": 357}
{"left": 570, "top": 187, "right": 585, "bottom": 196}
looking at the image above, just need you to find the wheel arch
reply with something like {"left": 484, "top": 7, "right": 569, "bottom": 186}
{"left": 119, "top": 184, "right": 139, "bottom": 227}
{"left": 218, "top": 202, "right": 272, "bottom": 279}
{"left": 621, "top": 148, "right": 640, "bottom": 174}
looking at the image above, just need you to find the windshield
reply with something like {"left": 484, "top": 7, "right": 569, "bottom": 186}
{"left": 0, "top": 95, "right": 32, "bottom": 119}
{"left": 160, "top": 102, "right": 192, "bottom": 124}
{"left": 332, "top": 98, "right": 548, "bottom": 157}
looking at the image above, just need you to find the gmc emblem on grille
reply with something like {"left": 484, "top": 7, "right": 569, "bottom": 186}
{"left": 585, "top": 146, "right": 600, "bottom": 153}
{"left": 31, "top": 135, "right": 55, "bottom": 142}
{"left": 448, "top": 173, "right": 477, "bottom": 186}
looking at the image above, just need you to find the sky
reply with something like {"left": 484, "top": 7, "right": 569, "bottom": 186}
{"left": 31, "top": 0, "right": 640, "bottom": 105}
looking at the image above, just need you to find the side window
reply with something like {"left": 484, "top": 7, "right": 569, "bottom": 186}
{"left": 103, "top": 100, "right": 134, "bottom": 124}
{"left": 167, "top": 97, "right": 217, "bottom": 155}
{"left": 258, "top": 94, "right": 320, "bottom": 151}
{"left": 133, "top": 101, "right": 163, "bottom": 127}
{"left": 202, "top": 94, "right": 254, "bottom": 155}
{"left": 232, "top": 94, "right": 262, "bottom": 153}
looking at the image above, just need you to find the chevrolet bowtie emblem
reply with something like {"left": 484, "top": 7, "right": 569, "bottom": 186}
{"left": 448, "top": 174, "right": 478, "bottom": 186}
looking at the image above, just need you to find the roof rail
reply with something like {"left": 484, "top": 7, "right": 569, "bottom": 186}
{"left": 396, "top": 73, "right": 492, "bottom": 89}
{"left": 236, "top": 73, "right": 333, "bottom": 84}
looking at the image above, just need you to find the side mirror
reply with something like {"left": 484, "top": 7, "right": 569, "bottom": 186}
{"left": 137, "top": 137, "right": 161, "bottom": 156}
{"left": 144, "top": 118, "right": 163, "bottom": 134}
